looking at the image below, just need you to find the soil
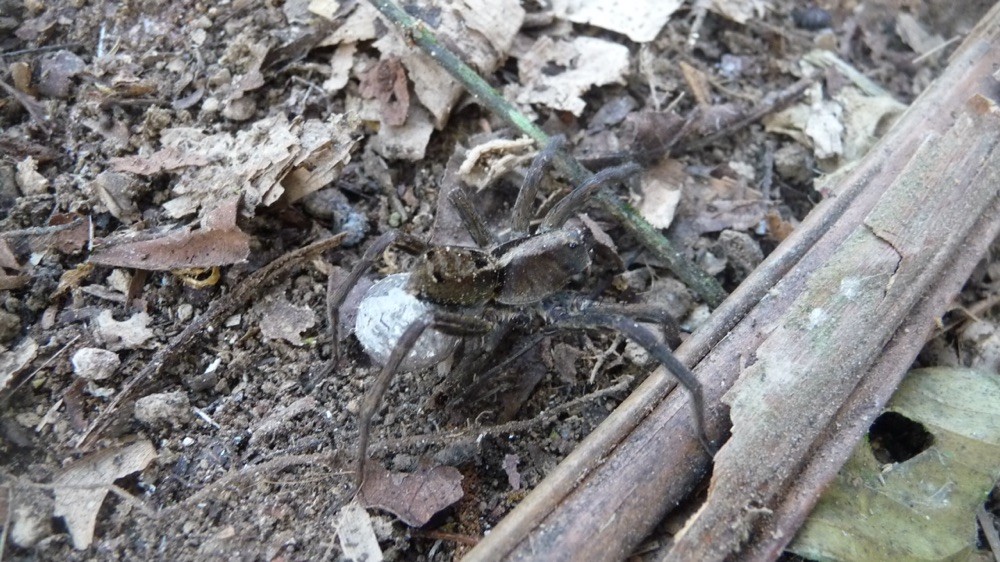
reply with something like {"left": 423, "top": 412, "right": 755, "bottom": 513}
{"left": 0, "top": 1, "right": 996, "bottom": 560}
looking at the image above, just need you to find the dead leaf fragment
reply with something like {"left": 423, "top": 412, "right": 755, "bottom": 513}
{"left": 109, "top": 147, "right": 212, "bottom": 176}
{"left": 515, "top": 36, "right": 630, "bottom": 115}
{"left": 53, "top": 440, "right": 157, "bottom": 549}
{"left": 15, "top": 156, "right": 49, "bottom": 195}
{"left": 896, "top": 13, "right": 945, "bottom": 56}
{"left": 93, "top": 310, "right": 154, "bottom": 350}
{"left": 358, "top": 464, "right": 464, "bottom": 526}
{"left": 369, "top": 104, "right": 435, "bottom": 161}
{"left": 320, "top": 0, "right": 524, "bottom": 128}
{"left": 708, "top": 0, "right": 771, "bottom": 24}
{"left": 551, "top": 0, "right": 683, "bottom": 43}
{"left": 636, "top": 158, "right": 685, "bottom": 229}
{"left": 249, "top": 396, "right": 317, "bottom": 446}
{"left": 140, "top": 113, "right": 357, "bottom": 219}
{"left": 89, "top": 197, "right": 251, "bottom": 270}
{"left": 71, "top": 347, "right": 120, "bottom": 381}
{"left": 36, "top": 50, "right": 86, "bottom": 99}
{"left": 335, "top": 502, "right": 384, "bottom": 562}
{"left": 359, "top": 57, "right": 410, "bottom": 127}
{"left": 91, "top": 171, "right": 140, "bottom": 222}
{"left": 0, "top": 337, "right": 38, "bottom": 391}
{"left": 790, "top": 368, "right": 1000, "bottom": 561}
{"left": 0, "top": 239, "right": 20, "bottom": 270}
{"left": 256, "top": 296, "right": 317, "bottom": 346}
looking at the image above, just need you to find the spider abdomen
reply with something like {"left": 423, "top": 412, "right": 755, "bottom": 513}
{"left": 495, "top": 228, "right": 591, "bottom": 305}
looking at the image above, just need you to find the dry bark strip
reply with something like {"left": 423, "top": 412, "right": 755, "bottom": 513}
{"left": 463, "top": 5, "right": 1000, "bottom": 561}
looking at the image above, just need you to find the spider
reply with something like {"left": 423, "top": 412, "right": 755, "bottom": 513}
{"left": 330, "top": 138, "right": 712, "bottom": 486}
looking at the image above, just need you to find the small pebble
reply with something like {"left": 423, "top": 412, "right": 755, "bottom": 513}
{"left": 177, "top": 303, "right": 194, "bottom": 322}
{"left": 134, "top": 391, "right": 191, "bottom": 427}
{"left": 71, "top": 348, "right": 120, "bottom": 380}
{"left": 792, "top": 7, "right": 832, "bottom": 31}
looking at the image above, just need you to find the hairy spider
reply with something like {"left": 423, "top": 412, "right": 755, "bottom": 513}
{"left": 330, "top": 138, "right": 712, "bottom": 486}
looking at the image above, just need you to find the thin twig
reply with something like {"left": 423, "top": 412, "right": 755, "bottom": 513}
{"left": 0, "top": 218, "right": 84, "bottom": 239}
{"left": 366, "top": 0, "right": 726, "bottom": 307}
{"left": 0, "top": 43, "right": 83, "bottom": 57}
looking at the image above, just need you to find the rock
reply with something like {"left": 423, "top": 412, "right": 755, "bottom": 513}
{"left": 134, "top": 391, "right": 191, "bottom": 427}
{"left": 70, "top": 348, "right": 120, "bottom": 380}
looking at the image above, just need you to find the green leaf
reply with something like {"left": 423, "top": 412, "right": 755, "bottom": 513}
{"left": 790, "top": 367, "right": 1000, "bottom": 562}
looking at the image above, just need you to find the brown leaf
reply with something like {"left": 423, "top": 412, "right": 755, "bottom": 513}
{"left": 53, "top": 440, "right": 157, "bottom": 549}
{"left": 89, "top": 198, "right": 250, "bottom": 270}
{"left": 0, "top": 239, "right": 19, "bottom": 270}
{"left": 358, "top": 464, "right": 464, "bottom": 527}
{"left": 45, "top": 213, "right": 90, "bottom": 254}
{"left": 359, "top": 57, "right": 410, "bottom": 127}
{"left": 256, "top": 296, "right": 317, "bottom": 346}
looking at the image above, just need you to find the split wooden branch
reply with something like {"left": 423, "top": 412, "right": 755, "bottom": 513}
{"left": 464, "top": 4, "right": 1000, "bottom": 560}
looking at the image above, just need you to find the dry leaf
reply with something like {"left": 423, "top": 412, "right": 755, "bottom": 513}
{"left": 636, "top": 158, "right": 685, "bottom": 229}
{"left": 0, "top": 239, "right": 20, "bottom": 270}
{"left": 369, "top": 104, "right": 436, "bottom": 161}
{"left": 248, "top": 396, "right": 318, "bottom": 447}
{"left": 359, "top": 57, "right": 410, "bottom": 127}
{"left": 53, "top": 440, "right": 157, "bottom": 549}
{"left": 0, "top": 337, "right": 38, "bottom": 391}
{"left": 896, "top": 13, "right": 945, "bottom": 56}
{"left": 256, "top": 295, "right": 317, "bottom": 346}
{"left": 335, "top": 502, "right": 384, "bottom": 562}
{"left": 15, "top": 156, "right": 49, "bottom": 195}
{"left": 323, "top": 42, "right": 356, "bottom": 94}
{"left": 551, "top": 0, "right": 683, "bottom": 43}
{"left": 515, "top": 36, "right": 629, "bottom": 115}
{"left": 89, "top": 197, "right": 250, "bottom": 270}
{"left": 108, "top": 147, "right": 211, "bottom": 176}
{"left": 40, "top": 212, "right": 89, "bottom": 255}
{"left": 93, "top": 310, "right": 154, "bottom": 350}
{"left": 358, "top": 464, "right": 464, "bottom": 526}
{"left": 281, "top": 117, "right": 360, "bottom": 203}
{"left": 708, "top": 0, "right": 771, "bottom": 24}
{"left": 131, "top": 113, "right": 358, "bottom": 219}
{"left": 91, "top": 171, "right": 140, "bottom": 222}
{"left": 320, "top": 0, "right": 524, "bottom": 128}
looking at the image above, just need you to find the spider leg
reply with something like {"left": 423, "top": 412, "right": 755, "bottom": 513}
{"left": 511, "top": 135, "right": 566, "bottom": 236}
{"left": 447, "top": 188, "right": 497, "bottom": 247}
{"left": 580, "top": 301, "right": 683, "bottom": 348}
{"left": 539, "top": 163, "right": 642, "bottom": 231}
{"left": 328, "top": 230, "right": 428, "bottom": 363}
{"left": 547, "top": 306, "right": 716, "bottom": 456}
{"left": 355, "top": 310, "right": 492, "bottom": 489}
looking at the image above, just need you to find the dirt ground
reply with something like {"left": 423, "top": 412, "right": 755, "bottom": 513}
{"left": 1, "top": 0, "right": 997, "bottom": 560}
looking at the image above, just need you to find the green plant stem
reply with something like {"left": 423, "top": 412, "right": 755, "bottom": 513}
{"left": 367, "top": 0, "right": 727, "bottom": 307}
